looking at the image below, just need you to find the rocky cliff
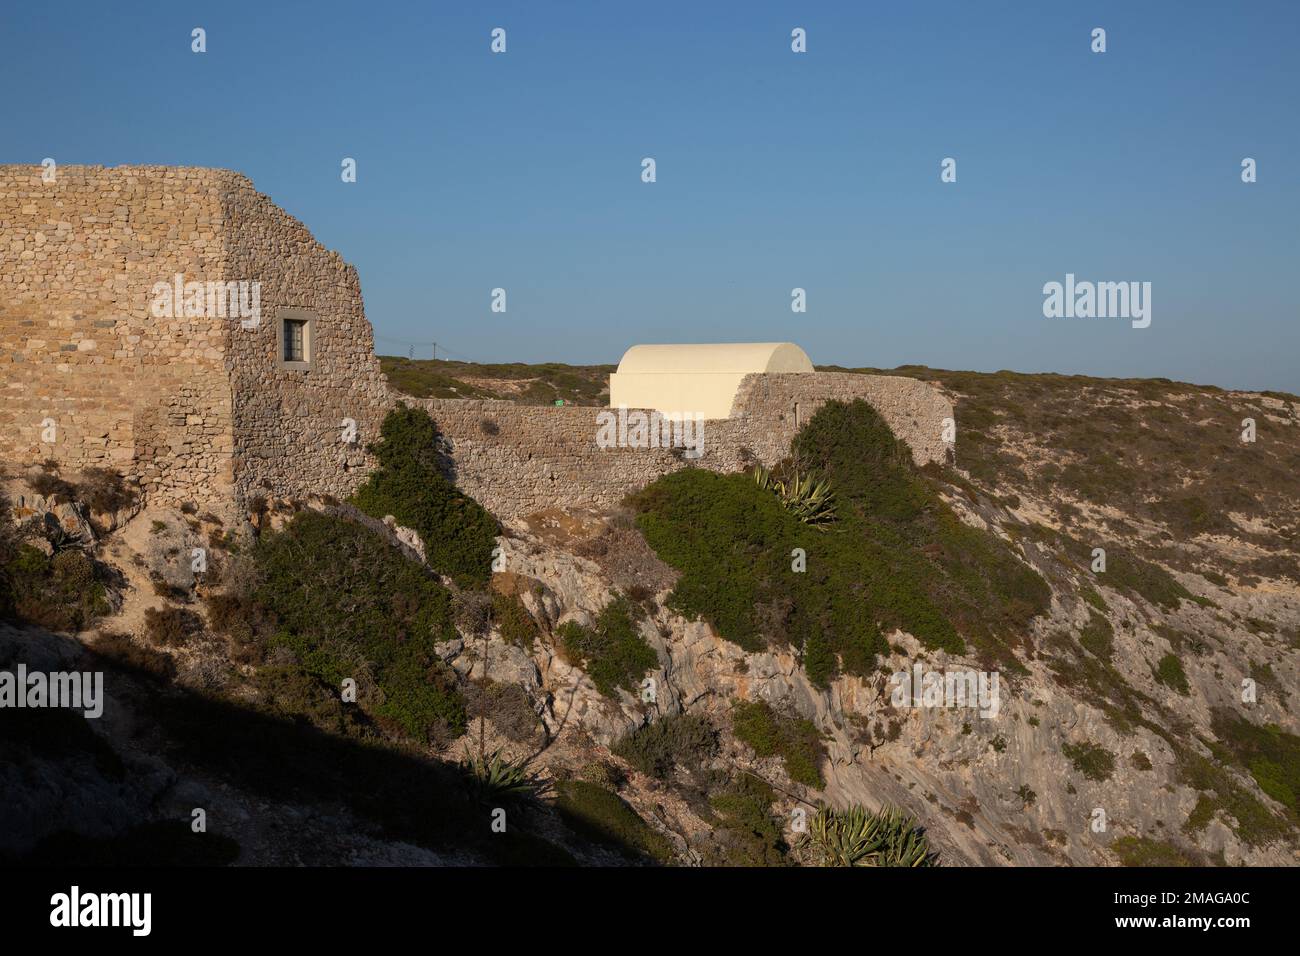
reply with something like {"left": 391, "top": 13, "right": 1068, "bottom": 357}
{"left": 2, "top": 367, "right": 1297, "bottom": 867}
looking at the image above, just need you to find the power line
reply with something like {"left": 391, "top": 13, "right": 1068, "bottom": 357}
{"left": 373, "top": 334, "right": 439, "bottom": 360}
{"left": 373, "top": 333, "right": 479, "bottom": 364}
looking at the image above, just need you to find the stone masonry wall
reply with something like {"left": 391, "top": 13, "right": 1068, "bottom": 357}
{"left": 395, "top": 372, "right": 953, "bottom": 518}
{"left": 0, "top": 165, "right": 234, "bottom": 505}
{"left": 2, "top": 164, "right": 954, "bottom": 521}
{"left": 219, "top": 174, "right": 391, "bottom": 504}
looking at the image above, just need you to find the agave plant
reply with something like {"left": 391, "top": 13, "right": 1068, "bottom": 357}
{"left": 807, "top": 804, "right": 938, "bottom": 867}
{"left": 752, "top": 465, "right": 837, "bottom": 528}
{"left": 460, "top": 747, "right": 540, "bottom": 804}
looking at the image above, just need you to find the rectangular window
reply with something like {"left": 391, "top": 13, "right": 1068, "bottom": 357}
{"left": 283, "top": 319, "right": 306, "bottom": 363}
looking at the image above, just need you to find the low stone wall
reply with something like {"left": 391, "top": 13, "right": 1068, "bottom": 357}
{"left": 398, "top": 371, "right": 953, "bottom": 518}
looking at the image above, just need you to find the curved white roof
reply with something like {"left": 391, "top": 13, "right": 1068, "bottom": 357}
{"left": 615, "top": 342, "right": 813, "bottom": 376}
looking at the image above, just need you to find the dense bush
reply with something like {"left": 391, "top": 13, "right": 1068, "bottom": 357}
{"left": 706, "top": 774, "right": 789, "bottom": 867}
{"left": 249, "top": 510, "right": 466, "bottom": 744}
{"left": 731, "top": 699, "right": 826, "bottom": 789}
{"left": 1111, "top": 836, "right": 1195, "bottom": 867}
{"left": 1210, "top": 711, "right": 1300, "bottom": 821}
{"left": 1062, "top": 741, "right": 1116, "bottom": 782}
{"left": 491, "top": 591, "right": 538, "bottom": 650}
{"left": 580, "top": 759, "right": 628, "bottom": 791}
{"left": 1154, "top": 653, "right": 1190, "bottom": 695}
{"left": 791, "top": 400, "right": 1050, "bottom": 664}
{"left": 613, "top": 713, "right": 717, "bottom": 781}
{"left": 1, "top": 543, "right": 112, "bottom": 632}
{"left": 1098, "top": 545, "right": 1197, "bottom": 611}
{"left": 353, "top": 404, "right": 499, "bottom": 586}
{"left": 556, "top": 596, "right": 658, "bottom": 698}
{"left": 1078, "top": 611, "right": 1114, "bottom": 660}
{"left": 631, "top": 400, "right": 1050, "bottom": 681}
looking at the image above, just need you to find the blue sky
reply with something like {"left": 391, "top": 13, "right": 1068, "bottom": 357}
{"left": 4, "top": 1, "right": 1298, "bottom": 390}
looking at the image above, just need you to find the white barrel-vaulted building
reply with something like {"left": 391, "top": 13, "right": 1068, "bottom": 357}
{"left": 608, "top": 342, "right": 814, "bottom": 419}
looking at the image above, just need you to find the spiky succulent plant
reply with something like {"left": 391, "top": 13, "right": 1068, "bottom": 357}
{"left": 807, "top": 804, "right": 938, "bottom": 867}
{"left": 752, "top": 465, "right": 837, "bottom": 528}
{"left": 460, "top": 748, "right": 540, "bottom": 804}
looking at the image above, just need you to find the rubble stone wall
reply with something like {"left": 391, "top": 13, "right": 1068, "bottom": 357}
{"left": 0, "top": 165, "right": 234, "bottom": 505}
{"left": 219, "top": 174, "right": 390, "bottom": 504}
{"left": 399, "top": 372, "right": 953, "bottom": 518}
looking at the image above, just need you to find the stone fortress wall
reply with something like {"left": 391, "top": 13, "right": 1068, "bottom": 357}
{"left": 402, "top": 372, "right": 952, "bottom": 517}
{"left": 0, "top": 166, "right": 235, "bottom": 505}
{"left": 1, "top": 165, "right": 953, "bottom": 519}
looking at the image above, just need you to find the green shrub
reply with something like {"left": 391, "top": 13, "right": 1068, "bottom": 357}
{"left": 1078, "top": 611, "right": 1114, "bottom": 660}
{"left": 1153, "top": 653, "right": 1190, "bottom": 695}
{"left": 492, "top": 591, "right": 538, "bottom": 650}
{"left": 252, "top": 510, "right": 466, "bottom": 744}
{"left": 1104, "top": 546, "right": 1194, "bottom": 611}
{"left": 706, "top": 775, "right": 788, "bottom": 867}
{"left": 556, "top": 596, "right": 658, "bottom": 698}
{"left": 1062, "top": 741, "right": 1116, "bottom": 782}
{"left": 1112, "top": 836, "right": 1195, "bottom": 867}
{"left": 613, "top": 713, "right": 717, "bottom": 780}
{"left": 1081, "top": 586, "right": 1108, "bottom": 612}
{"left": 2, "top": 544, "right": 112, "bottom": 632}
{"left": 1210, "top": 711, "right": 1300, "bottom": 820}
{"left": 204, "top": 586, "right": 271, "bottom": 664}
{"left": 632, "top": 469, "right": 888, "bottom": 683}
{"left": 353, "top": 404, "right": 499, "bottom": 586}
{"left": 801, "top": 630, "right": 836, "bottom": 689}
{"left": 252, "top": 663, "right": 369, "bottom": 737}
{"left": 1177, "top": 748, "right": 1290, "bottom": 846}
{"left": 631, "top": 400, "right": 1049, "bottom": 680}
{"left": 731, "top": 699, "right": 826, "bottom": 789}
{"left": 553, "top": 779, "right": 674, "bottom": 864}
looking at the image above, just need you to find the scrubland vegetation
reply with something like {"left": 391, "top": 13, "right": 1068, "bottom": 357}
{"left": 632, "top": 399, "right": 1050, "bottom": 682}
{"left": 5, "top": 362, "right": 1300, "bottom": 868}
{"left": 381, "top": 356, "right": 612, "bottom": 406}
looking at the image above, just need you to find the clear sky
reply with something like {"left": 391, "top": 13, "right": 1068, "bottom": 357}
{"left": 4, "top": 1, "right": 1297, "bottom": 391}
